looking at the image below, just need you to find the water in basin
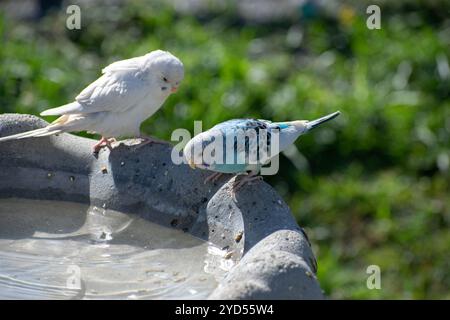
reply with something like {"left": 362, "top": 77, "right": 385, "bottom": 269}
{"left": 0, "top": 198, "right": 232, "bottom": 299}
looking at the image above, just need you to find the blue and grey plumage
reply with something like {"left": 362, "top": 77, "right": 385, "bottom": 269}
{"left": 198, "top": 119, "right": 282, "bottom": 174}
{"left": 184, "top": 111, "right": 341, "bottom": 176}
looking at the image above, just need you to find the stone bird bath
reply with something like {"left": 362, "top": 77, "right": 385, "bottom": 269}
{"left": 0, "top": 113, "right": 323, "bottom": 299}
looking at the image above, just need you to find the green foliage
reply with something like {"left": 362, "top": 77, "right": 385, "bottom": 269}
{"left": 0, "top": 1, "right": 448, "bottom": 298}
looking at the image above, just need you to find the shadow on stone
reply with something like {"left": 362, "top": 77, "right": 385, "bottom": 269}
{"left": 0, "top": 113, "right": 323, "bottom": 299}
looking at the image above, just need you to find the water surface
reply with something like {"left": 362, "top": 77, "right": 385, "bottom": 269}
{"left": 0, "top": 198, "right": 232, "bottom": 299}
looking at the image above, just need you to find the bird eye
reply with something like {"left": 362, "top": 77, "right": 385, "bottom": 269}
{"left": 163, "top": 77, "right": 168, "bottom": 82}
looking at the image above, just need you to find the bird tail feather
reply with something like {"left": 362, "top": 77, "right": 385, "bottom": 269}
{"left": 0, "top": 127, "right": 61, "bottom": 142}
{"left": 0, "top": 115, "right": 71, "bottom": 143}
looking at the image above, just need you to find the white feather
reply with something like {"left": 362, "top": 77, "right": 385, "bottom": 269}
{"left": 1, "top": 50, "right": 184, "bottom": 142}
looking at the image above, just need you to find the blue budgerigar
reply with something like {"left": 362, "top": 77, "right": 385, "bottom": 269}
{"left": 183, "top": 111, "right": 340, "bottom": 190}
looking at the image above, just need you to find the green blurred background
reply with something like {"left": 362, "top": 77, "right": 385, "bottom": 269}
{"left": 0, "top": 0, "right": 449, "bottom": 299}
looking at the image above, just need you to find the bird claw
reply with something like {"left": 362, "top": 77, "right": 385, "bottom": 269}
{"left": 204, "top": 172, "right": 224, "bottom": 184}
{"left": 93, "top": 137, "right": 117, "bottom": 154}
{"left": 230, "top": 173, "right": 263, "bottom": 199}
{"left": 134, "top": 136, "right": 168, "bottom": 150}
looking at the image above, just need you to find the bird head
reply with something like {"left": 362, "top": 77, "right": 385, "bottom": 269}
{"left": 183, "top": 139, "right": 196, "bottom": 169}
{"left": 183, "top": 134, "right": 202, "bottom": 170}
{"left": 146, "top": 50, "right": 184, "bottom": 95}
{"left": 183, "top": 132, "right": 217, "bottom": 170}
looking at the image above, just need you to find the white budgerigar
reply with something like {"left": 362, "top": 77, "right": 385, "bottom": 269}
{"left": 183, "top": 111, "right": 340, "bottom": 190}
{"left": 0, "top": 50, "right": 184, "bottom": 153}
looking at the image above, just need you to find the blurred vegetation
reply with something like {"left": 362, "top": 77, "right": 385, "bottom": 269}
{"left": 0, "top": 0, "right": 449, "bottom": 299}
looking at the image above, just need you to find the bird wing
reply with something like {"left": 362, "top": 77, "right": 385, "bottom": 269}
{"left": 41, "top": 56, "right": 150, "bottom": 116}
{"left": 213, "top": 119, "right": 273, "bottom": 164}
{"left": 211, "top": 119, "right": 272, "bottom": 132}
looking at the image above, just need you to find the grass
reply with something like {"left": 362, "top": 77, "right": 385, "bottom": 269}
{"left": 0, "top": 0, "right": 449, "bottom": 298}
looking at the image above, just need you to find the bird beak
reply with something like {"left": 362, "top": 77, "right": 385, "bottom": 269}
{"left": 188, "top": 159, "right": 196, "bottom": 169}
{"left": 171, "top": 86, "right": 178, "bottom": 93}
{"left": 306, "top": 111, "right": 341, "bottom": 131}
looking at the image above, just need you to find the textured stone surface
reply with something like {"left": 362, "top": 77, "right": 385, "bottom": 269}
{"left": 0, "top": 113, "right": 323, "bottom": 299}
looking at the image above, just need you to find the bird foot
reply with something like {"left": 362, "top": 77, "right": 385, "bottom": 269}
{"left": 232, "top": 174, "right": 263, "bottom": 195}
{"left": 134, "top": 136, "right": 168, "bottom": 149}
{"left": 93, "top": 137, "right": 117, "bottom": 154}
{"left": 204, "top": 172, "right": 224, "bottom": 184}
